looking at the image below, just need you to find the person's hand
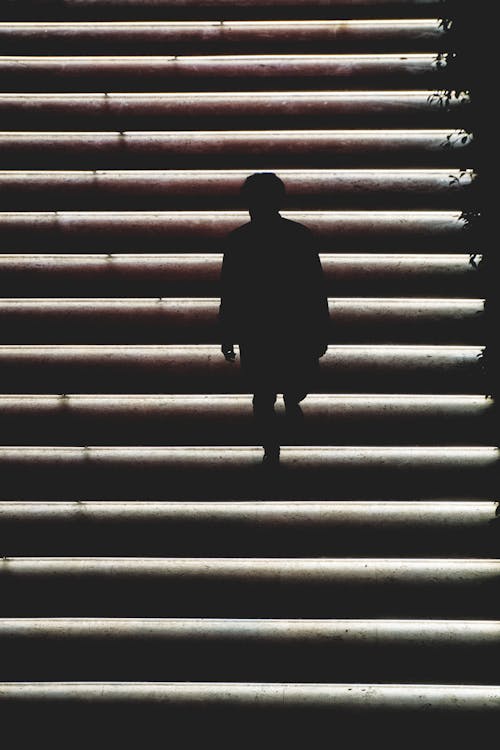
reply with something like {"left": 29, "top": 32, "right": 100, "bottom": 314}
{"left": 222, "top": 343, "right": 236, "bottom": 362}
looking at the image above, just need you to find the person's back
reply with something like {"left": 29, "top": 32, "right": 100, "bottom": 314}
{"left": 220, "top": 214, "right": 327, "bottom": 350}
{"left": 219, "top": 172, "right": 329, "bottom": 465}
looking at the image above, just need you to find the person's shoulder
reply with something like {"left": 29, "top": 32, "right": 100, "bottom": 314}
{"left": 223, "top": 222, "right": 252, "bottom": 255}
{"left": 280, "top": 217, "right": 313, "bottom": 238}
{"left": 227, "top": 222, "right": 252, "bottom": 239}
{"left": 225, "top": 222, "right": 252, "bottom": 246}
{"left": 280, "top": 218, "right": 315, "bottom": 252}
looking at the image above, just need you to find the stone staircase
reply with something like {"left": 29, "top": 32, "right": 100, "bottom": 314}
{"left": 0, "top": 0, "right": 498, "bottom": 740}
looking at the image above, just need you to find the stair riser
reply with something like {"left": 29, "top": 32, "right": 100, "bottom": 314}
{"left": 0, "top": 132, "right": 473, "bottom": 169}
{"left": 0, "top": 171, "right": 473, "bottom": 211}
{"left": 0, "top": 212, "right": 468, "bottom": 252}
{"left": 2, "top": 502, "right": 495, "bottom": 557}
{"left": 0, "top": 93, "right": 469, "bottom": 130}
{"left": 0, "top": 564, "right": 498, "bottom": 617}
{"left": 0, "top": 255, "right": 479, "bottom": 297}
{"left": 0, "top": 56, "right": 444, "bottom": 93}
{"left": 0, "top": 635, "right": 498, "bottom": 683}
{"left": 0, "top": 397, "right": 491, "bottom": 445}
{"left": 0, "top": 448, "right": 496, "bottom": 500}
{"left": 0, "top": 1, "right": 446, "bottom": 22}
{"left": 0, "top": 702, "right": 496, "bottom": 741}
{"left": 1, "top": 520, "right": 496, "bottom": 557}
{"left": 0, "top": 21, "right": 444, "bottom": 55}
{"left": 0, "top": 347, "right": 483, "bottom": 394}
{"left": 0, "top": 300, "right": 483, "bottom": 345}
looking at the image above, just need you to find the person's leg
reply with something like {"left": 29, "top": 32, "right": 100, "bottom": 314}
{"left": 282, "top": 352, "right": 318, "bottom": 442}
{"left": 283, "top": 390, "right": 306, "bottom": 442}
{"left": 252, "top": 390, "right": 279, "bottom": 463}
{"left": 284, "top": 390, "right": 307, "bottom": 407}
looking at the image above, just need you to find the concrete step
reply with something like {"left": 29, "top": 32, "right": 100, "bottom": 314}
{"left": 0, "top": 345, "right": 483, "bottom": 394}
{"left": 0, "top": 501, "right": 496, "bottom": 557}
{"left": 0, "top": 170, "right": 474, "bottom": 211}
{"left": 0, "top": 298, "right": 483, "bottom": 345}
{"left": 0, "top": 210, "right": 467, "bottom": 252}
{"left": 1, "top": 683, "right": 498, "bottom": 740}
{"left": 0, "top": 20, "right": 444, "bottom": 55}
{"left": 0, "top": 254, "right": 480, "bottom": 298}
{"left": 0, "top": 446, "right": 496, "bottom": 501}
{"left": 0, "top": 0, "right": 445, "bottom": 22}
{"left": 0, "top": 130, "right": 474, "bottom": 170}
{"left": 0, "top": 92, "right": 470, "bottom": 130}
{"left": 0, "top": 394, "right": 491, "bottom": 445}
{"left": 0, "top": 556, "right": 498, "bottom": 617}
{"left": 0, "top": 618, "right": 499, "bottom": 683}
{"left": 0, "top": 54, "right": 444, "bottom": 92}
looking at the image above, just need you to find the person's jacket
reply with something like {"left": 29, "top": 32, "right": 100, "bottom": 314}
{"left": 219, "top": 215, "right": 329, "bottom": 357}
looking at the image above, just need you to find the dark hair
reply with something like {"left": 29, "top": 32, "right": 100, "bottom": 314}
{"left": 240, "top": 172, "right": 286, "bottom": 202}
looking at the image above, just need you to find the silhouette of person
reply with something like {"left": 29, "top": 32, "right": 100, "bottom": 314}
{"left": 219, "top": 172, "right": 329, "bottom": 465}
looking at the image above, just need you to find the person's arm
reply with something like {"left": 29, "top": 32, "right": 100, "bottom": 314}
{"left": 299, "top": 226, "right": 329, "bottom": 358}
{"left": 218, "top": 240, "right": 237, "bottom": 361}
{"left": 310, "top": 249, "right": 330, "bottom": 358}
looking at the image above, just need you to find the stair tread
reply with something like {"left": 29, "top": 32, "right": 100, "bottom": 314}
{"left": 0, "top": 130, "right": 473, "bottom": 169}
{"left": 0, "top": 20, "right": 444, "bottom": 55}
{"left": 0, "top": 344, "right": 484, "bottom": 396}
{"left": 1, "top": 499, "right": 495, "bottom": 517}
{"left": 0, "top": 91, "right": 469, "bottom": 130}
{"left": 0, "top": 253, "right": 479, "bottom": 297}
{"left": 0, "top": 0, "right": 446, "bottom": 22}
{"left": 2, "top": 617, "right": 499, "bottom": 631}
{"left": 0, "top": 393, "right": 491, "bottom": 447}
{"left": 3, "top": 556, "right": 499, "bottom": 569}
{"left": 0, "top": 210, "right": 468, "bottom": 252}
{"left": 1, "top": 680, "right": 499, "bottom": 701}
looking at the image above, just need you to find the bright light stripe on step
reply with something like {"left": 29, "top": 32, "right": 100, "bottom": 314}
{"left": 1, "top": 447, "right": 495, "bottom": 452}
{"left": 0, "top": 211, "right": 464, "bottom": 218}
{"left": 0, "top": 253, "right": 479, "bottom": 264}
{"left": 325, "top": 253, "right": 479, "bottom": 261}
{"left": 0, "top": 297, "right": 481, "bottom": 302}
{"left": 0, "top": 169, "right": 474, "bottom": 175}
{"left": 0, "top": 682, "right": 499, "bottom": 707}
{"left": 0, "top": 252, "right": 477, "bottom": 261}
{"left": 225, "top": 20, "right": 442, "bottom": 28}
{"left": 0, "top": 618, "right": 499, "bottom": 641}
{"left": 0, "top": 90, "right": 461, "bottom": 98}
{"left": 2, "top": 557, "right": 499, "bottom": 570}
{"left": 0, "top": 683, "right": 499, "bottom": 709}
{"left": 335, "top": 298, "right": 481, "bottom": 304}
{"left": 0, "top": 344, "right": 482, "bottom": 351}
{"left": 0, "top": 54, "right": 439, "bottom": 61}
{"left": 0, "top": 500, "right": 494, "bottom": 515}
{"left": 0, "top": 129, "right": 467, "bottom": 136}
{"left": 0, "top": 21, "right": 443, "bottom": 29}
{"left": 0, "top": 394, "right": 488, "bottom": 401}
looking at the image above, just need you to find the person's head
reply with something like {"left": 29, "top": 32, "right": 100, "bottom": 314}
{"left": 240, "top": 172, "right": 285, "bottom": 220}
